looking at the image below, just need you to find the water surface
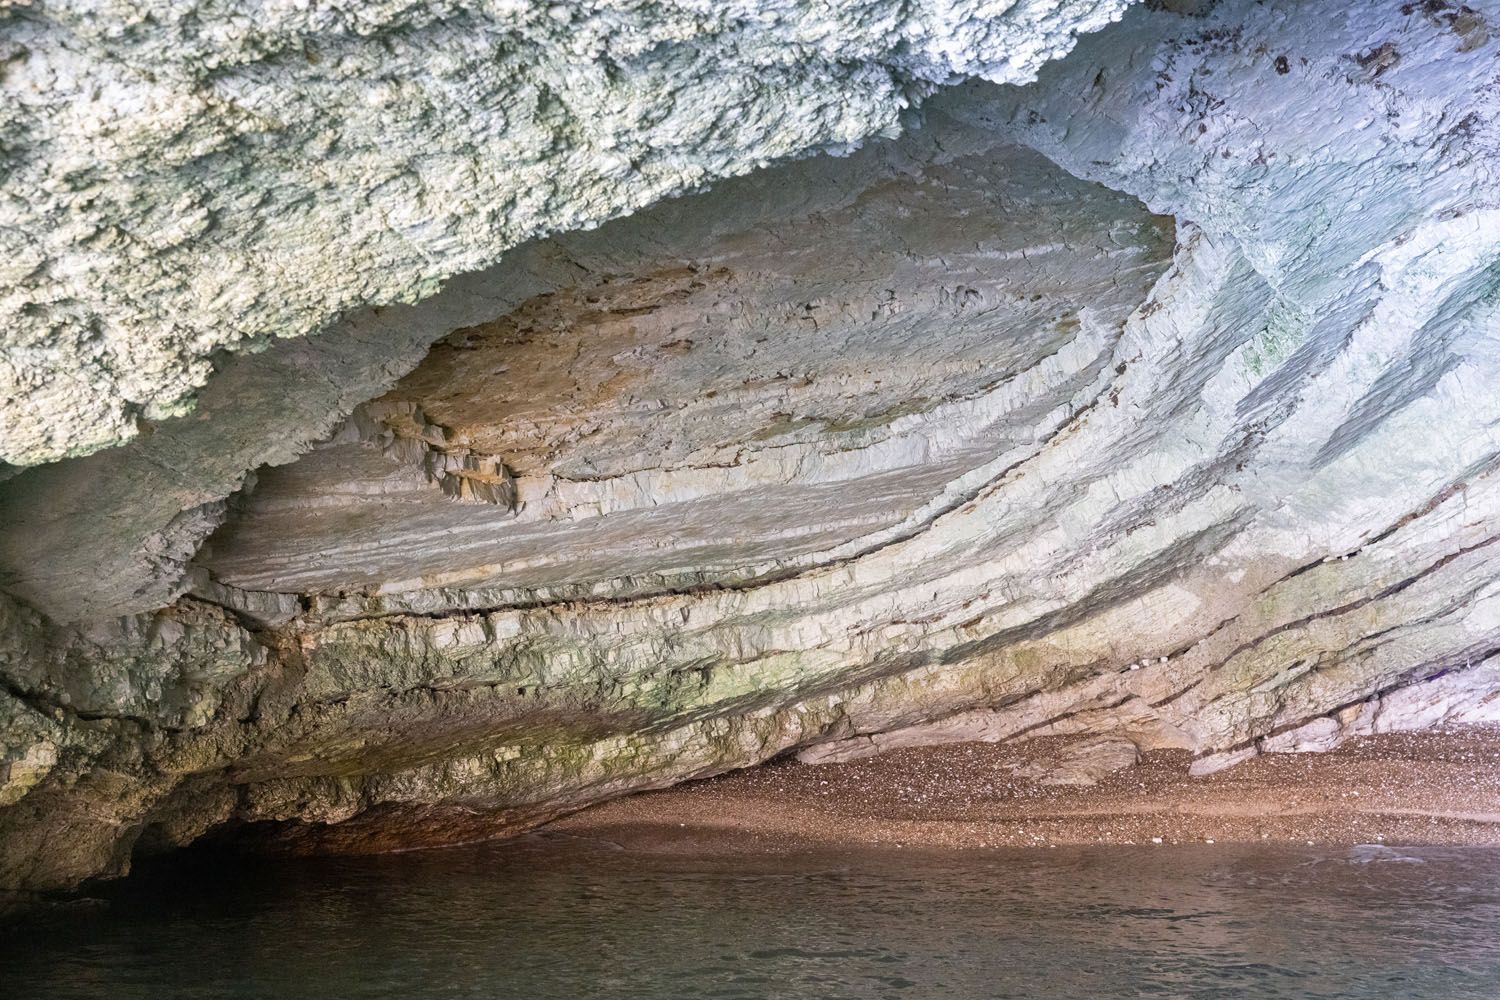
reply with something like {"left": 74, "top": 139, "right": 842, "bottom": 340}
{"left": 5, "top": 838, "right": 1500, "bottom": 999}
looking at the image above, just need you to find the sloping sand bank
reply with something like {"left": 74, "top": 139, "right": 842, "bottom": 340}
{"left": 546, "top": 729, "right": 1500, "bottom": 851}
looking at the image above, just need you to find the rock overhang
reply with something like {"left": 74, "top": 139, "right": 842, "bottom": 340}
{"left": 0, "top": 0, "right": 1140, "bottom": 467}
{"left": 196, "top": 142, "right": 1175, "bottom": 604}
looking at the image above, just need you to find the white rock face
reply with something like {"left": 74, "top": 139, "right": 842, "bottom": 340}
{"left": 0, "top": 0, "right": 1132, "bottom": 466}
{"left": 197, "top": 142, "right": 1173, "bottom": 601}
{"left": 2, "top": 0, "right": 1500, "bottom": 901}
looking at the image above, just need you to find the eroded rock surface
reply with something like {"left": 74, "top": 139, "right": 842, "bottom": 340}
{"left": 199, "top": 143, "right": 1173, "bottom": 600}
{"left": 0, "top": 0, "right": 1131, "bottom": 466}
{"left": 3, "top": 0, "right": 1500, "bottom": 904}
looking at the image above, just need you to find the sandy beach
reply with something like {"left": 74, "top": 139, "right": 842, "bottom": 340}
{"left": 546, "top": 728, "right": 1500, "bottom": 851}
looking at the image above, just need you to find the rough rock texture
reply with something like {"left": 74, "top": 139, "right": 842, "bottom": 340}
{"left": 198, "top": 142, "right": 1172, "bottom": 601}
{"left": 4, "top": 0, "right": 1500, "bottom": 904}
{"left": 0, "top": 0, "right": 1130, "bottom": 466}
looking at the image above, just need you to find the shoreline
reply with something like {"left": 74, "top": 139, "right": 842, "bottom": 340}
{"left": 545, "top": 728, "right": 1500, "bottom": 852}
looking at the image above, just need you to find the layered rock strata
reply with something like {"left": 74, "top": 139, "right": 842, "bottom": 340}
{"left": 3, "top": 0, "right": 1500, "bottom": 904}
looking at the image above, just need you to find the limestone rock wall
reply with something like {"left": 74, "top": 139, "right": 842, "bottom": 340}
{"left": 0, "top": 0, "right": 1130, "bottom": 467}
{"left": 3, "top": 0, "right": 1500, "bottom": 903}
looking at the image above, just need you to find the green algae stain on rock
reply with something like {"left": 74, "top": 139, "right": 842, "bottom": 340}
{"left": 1241, "top": 301, "right": 1312, "bottom": 379}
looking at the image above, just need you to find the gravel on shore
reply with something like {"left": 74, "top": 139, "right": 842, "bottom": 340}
{"left": 544, "top": 728, "right": 1500, "bottom": 852}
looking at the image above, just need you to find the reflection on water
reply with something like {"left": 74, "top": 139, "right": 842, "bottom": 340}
{"left": 5, "top": 838, "right": 1500, "bottom": 999}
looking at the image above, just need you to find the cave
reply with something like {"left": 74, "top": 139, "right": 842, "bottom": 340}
{"left": 4, "top": 0, "right": 1500, "bottom": 995}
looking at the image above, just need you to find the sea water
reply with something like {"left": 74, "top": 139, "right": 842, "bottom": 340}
{"left": 4, "top": 838, "right": 1499, "bottom": 999}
